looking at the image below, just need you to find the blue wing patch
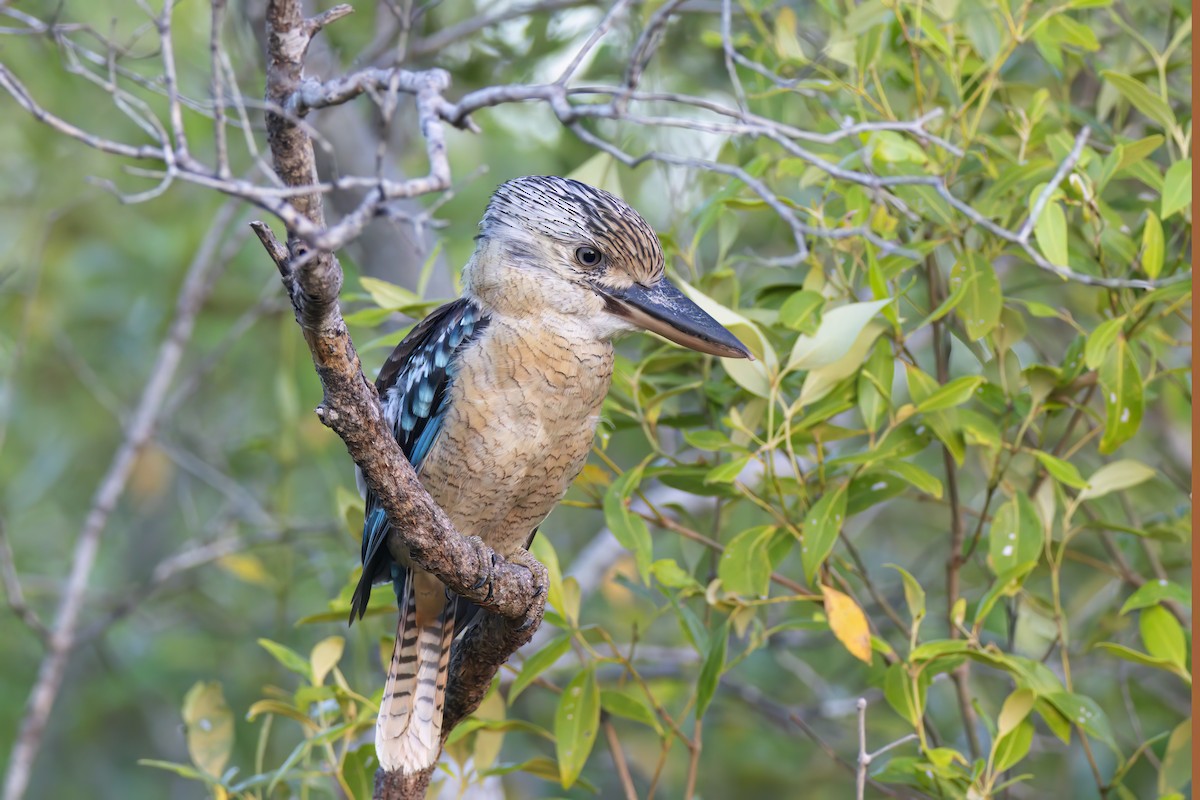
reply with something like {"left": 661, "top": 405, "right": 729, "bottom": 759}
{"left": 349, "top": 298, "right": 489, "bottom": 622}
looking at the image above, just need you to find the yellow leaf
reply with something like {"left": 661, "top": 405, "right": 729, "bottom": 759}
{"left": 218, "top": 553, "right": 273, "bottom": 587}
{"left": 182, "top": 682, "right": 234, "bottom": 778}
{"left": 774, "top": 7, "right": 808, "bottom": 63}
{"left": 310, "top": 636, "right": 345, "bottom": 687}
{"left": 572, "top": 463, "right": 611, "bottom": 490}
{"left": 821, "top": 585, "right": 873, "bottom": 664}
{"left": 472, "top": 687, "right": 507, "bottom": 771}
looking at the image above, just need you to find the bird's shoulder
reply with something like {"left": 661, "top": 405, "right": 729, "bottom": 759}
{"left": 374, "top": 297, "right": 489, "bottom": 466}
{"left": 375, "top": 298, "right": 488, "bottom": 391}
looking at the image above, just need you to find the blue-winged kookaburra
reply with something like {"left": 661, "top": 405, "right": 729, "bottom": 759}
{"left": 350, "top": 176, "right": 751, "bottom": 773}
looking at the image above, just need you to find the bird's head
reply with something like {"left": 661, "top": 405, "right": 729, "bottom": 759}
{"left": 465, "top": 176, "right": 751, "bottom": 359}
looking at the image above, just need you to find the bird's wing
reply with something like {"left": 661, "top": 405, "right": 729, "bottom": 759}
{"left": 350, "top": 297, "right": 490, "bottom": 622}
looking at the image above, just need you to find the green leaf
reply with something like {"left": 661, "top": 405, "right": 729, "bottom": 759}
{"left": 1120, "top": 580, "right": 1192, "bottom": 614}
{"left": 683, "top": 429, "right": 733, "bottom": 451}
{"left": 246, "top": 699, "right": 315, "bottom": 727}
{"left": 182, "top": 681, "right": 234, "bottom": 779}
{"left": 779, "top": 290, "right": 824, "bottom": 333}
{"left": 857, "top": 337, "right": 893, "bottom": 431}
{"left": 704, "top": 454, "right": 754, "bottom": 484}
{"left": 989, "top": 493, "right": 1043, "bottom": 574}
{"left": 603, "top": 464, "right": 653, "bottom": 583}
{"left": 674, "top": 278, "right": 775, "bottom": 367}
{"left": 600, "top": 690, "right": 663, "bottom": 735}
{"left": 1100, "top": 71, "right": 1177, "bottom": 129}
{"left": 885, "top": 564, "right": 926, "bottom": 626}
{"left": 1140, "top": 212, "right": 1165, "bottom": 279}
{"left": 1159, "top": 720, "right": 1191, "bottom": 795}
{"left": 1033, "top": 451, "right": 1088, "bottom": 489}
{"left": 883, "top": 460, "right": 943, "bottom": 499}
{"left": 1093, "top": 642, "right": 1187, "bottom": 677}
{"left": 718, "top": 525, "right": 776, "bottom": 597}
{"left": 992, "top": 719, "right": 1035, "bottom": 773}
{"left": 675, "top": 278, "right": 777, "bottom": 397}
{"left": 137, "top": 760, "right": 209, "bottom": 782}
{"left": 997, "top": 688, "right": 1036, "bottom": 737}
{"left": 651, "top": 558, "right": 701, "bottom": 590}
{"left": 903, "top": 365, "right": 966, "bottom": 465}
{"left": 258, "top": 638, "right": 313, "bottom": 681}
{"left": 975, "top": 562, "right": 1038, "bottom": 627}
{"left": 1098, "top": 339, "right": 1144, "bottom": 454}
{"left": 910, "top": 639, "right": 970, "bottom": 661}
{"left": 1084, "top": 316, "right": 1125, "bottom": 370}
{"left": 883, "top": 662, "right": 925, "bottom": 726}
{"left": 342, "top": 744, "right": 376, "bottom": 800}
{"left": 918, "top": 267, "right": 973, "bottom": 328}
{"left": 695, "top": 621, "right": 728, "bottom": 719}
{"left": 952, "top": 253, "right": 1002, "bottom": 340}
{"left": 796, "top": 322, "right": 887, "bottom": 409}
{"left": 801, "top": 484, "right": 849, "bottom": 584}
{"left": 529, "top": 536, "right": 568, "bottom": 627}
{"left": 1161, "top": 159, "right": 1192, "bottom": 219}
{"left": 1045, "top": 692, "right": 1118, "bottom": 751}
{"left": 1034, "top": 201, "right": 1069, "bottom": 266}
{"left": 787, "top": 298, "right": 892, "bottom": 372}
{"left": 1140, "top": 605, "right": 1188, "bottom": 672}
{"left": 1117, "top": 135, "right": 1164, "bottom": 172}
{"left": 359, "top": 276, "right": 419, "bottom": 310}
{"left": 915, "top": 376, "right": 984, "bottom": 413}
{"left": 1035, "top": 698, "right": 1072, "bottom": 744}
{"left": 554, "top": 666, "right": 600, "bottom": 788}
{"left": 1079, "top": 459, "right": 1155, "bottom": 500}
{"left": 960, "top": 408, "right": 1002, "bottom": 449}
{"left": 510, "top": 633, "right": 573, "bottom": 702}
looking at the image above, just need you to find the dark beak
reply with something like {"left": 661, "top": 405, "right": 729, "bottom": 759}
{"left": 596, "top": 279, "right": 753, "bottom": 359}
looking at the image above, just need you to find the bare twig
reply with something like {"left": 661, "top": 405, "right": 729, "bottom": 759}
{"left": 405, "top": 0, "right": 593, "bottom": 61}
{"left": 604, "top": 716, "right": 640, "bottom": 800}
{"left": 210, "top": 0, "right": 230, "bottom": 178}
{"left": 856, "top": 698, "right": 919, "bottom": 800}
{"left": 554, "top": 0, "right": 635, "bottom": 86}
{"left": 0, "top": 516, "right": 47, "bottom": 642}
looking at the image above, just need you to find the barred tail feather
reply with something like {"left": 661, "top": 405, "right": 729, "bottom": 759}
{"left": 375, "top": 576, "right": 456, "bottom": 774}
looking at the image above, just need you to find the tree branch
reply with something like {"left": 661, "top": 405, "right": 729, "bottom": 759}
{"left": 256, "top": 2, "right": 546, "bottom": 796}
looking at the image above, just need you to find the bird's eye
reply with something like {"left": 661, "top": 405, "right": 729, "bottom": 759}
{"left": 575, "top": 246, "right": 603, "bottom": 267}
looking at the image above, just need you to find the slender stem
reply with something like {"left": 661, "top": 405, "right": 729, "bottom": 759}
{"left": 604, "top": 717, "right": 640, "bottom": 800}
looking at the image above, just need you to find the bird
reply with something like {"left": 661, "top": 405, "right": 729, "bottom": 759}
{"left": 348, "top": 175, "right": 751, "bottom": 774}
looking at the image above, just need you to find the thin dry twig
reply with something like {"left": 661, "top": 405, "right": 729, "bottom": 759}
{"left": 856, "top": 698, "right": 919, "bottom": 800}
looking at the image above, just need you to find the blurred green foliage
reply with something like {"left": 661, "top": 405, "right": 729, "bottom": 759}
{"left": 0, "top": 0, "right": 1191, "bottom": 798}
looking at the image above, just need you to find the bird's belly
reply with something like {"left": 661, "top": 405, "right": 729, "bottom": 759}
{"left": 417, "top": 327, "right": 612, "bottom": 556}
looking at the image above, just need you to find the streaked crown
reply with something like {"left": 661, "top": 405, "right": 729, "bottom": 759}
{"left": 480, "top": 176, "right": 665, "bottom": 287}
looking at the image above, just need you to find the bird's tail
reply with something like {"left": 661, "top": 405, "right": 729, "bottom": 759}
{"left": 375, "top": 574, "right": 455, "bottom": 774}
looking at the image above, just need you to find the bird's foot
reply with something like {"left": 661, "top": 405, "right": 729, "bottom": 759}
{"left": 504, "top": 548, "right": 548, "bottom": 633}
{"left": 465, "top": 535, "right": 500, "bottom": 605}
